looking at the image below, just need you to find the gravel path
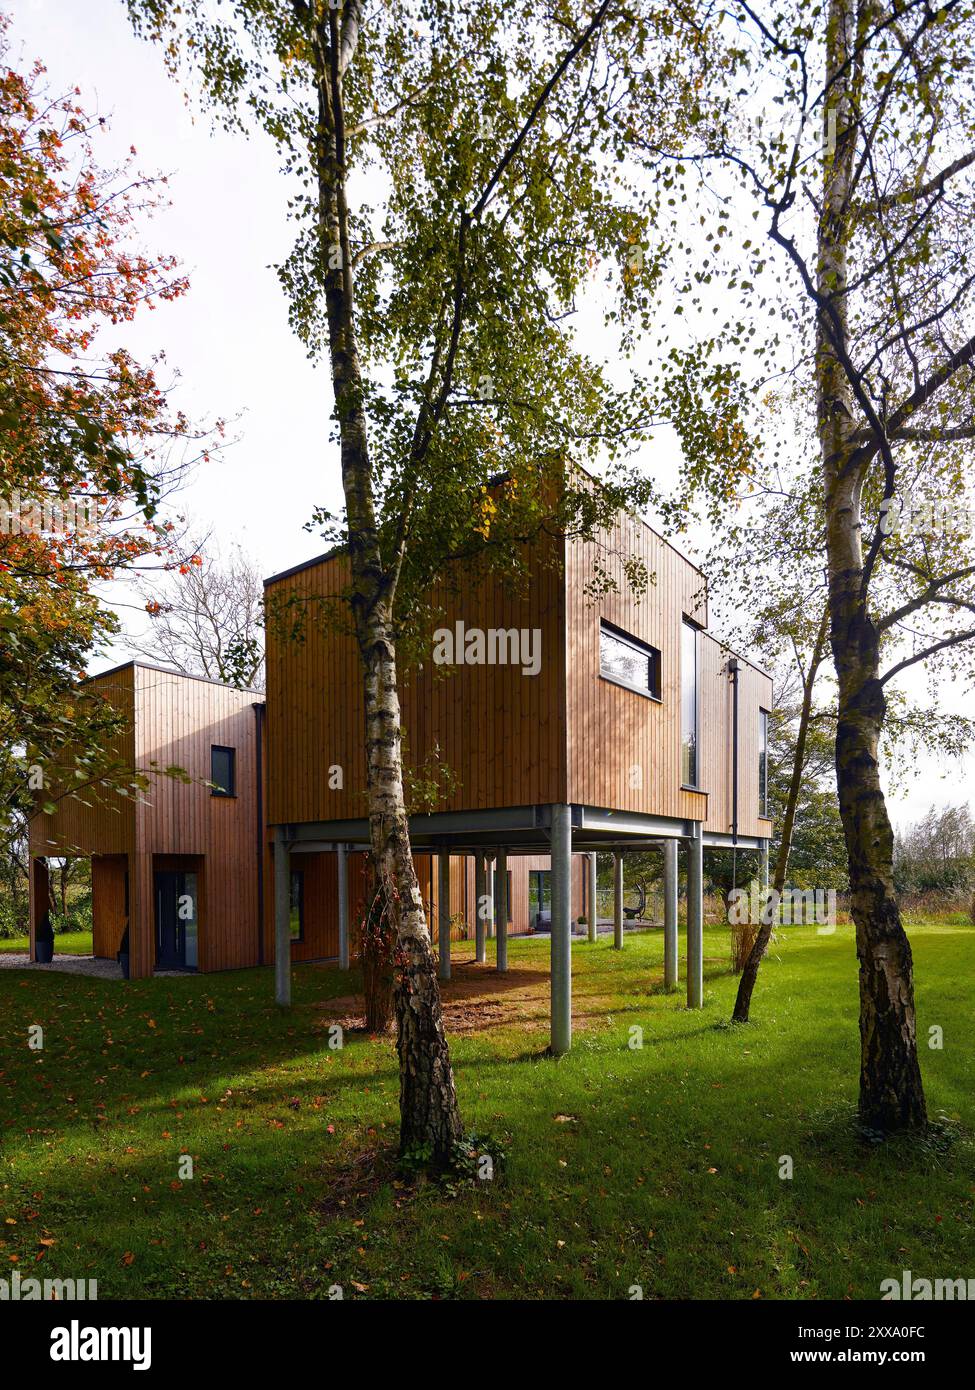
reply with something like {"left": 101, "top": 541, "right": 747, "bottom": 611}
{"left": 0, "top": 953, "right": 190, "bottom": 979}
{"left": 0, "top": 953, "right": 125, "bottom": 977}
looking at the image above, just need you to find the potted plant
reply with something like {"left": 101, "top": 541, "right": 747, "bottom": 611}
{"left": 35, "top": 912, "right": 54, "bottom": 964}
{"left": 117, "top": 925, "right": 130, "bottom": 980}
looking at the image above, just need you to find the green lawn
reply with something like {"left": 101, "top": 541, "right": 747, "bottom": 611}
{"left": 0, "top": 923, "right": 972, "bottom": 1300}
{"left": 0, "top": 931, "right": 94, "bottom": 955}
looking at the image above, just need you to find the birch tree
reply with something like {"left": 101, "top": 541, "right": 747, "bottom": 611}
{"left": 127, "top": 0, "right": 728, "bottom": 1162}
{"left": 640, "top": 0, "right": 975, "bottom": 1130}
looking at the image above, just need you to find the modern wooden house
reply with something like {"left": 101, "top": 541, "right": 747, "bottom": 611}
{"left": 263, "top": 501, "right": 773, "bottom": 1050}
{"left": 28, "top": 662, "right": 264, "bottom": 978}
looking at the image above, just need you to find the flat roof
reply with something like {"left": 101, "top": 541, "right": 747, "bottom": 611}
{"left": 85, "top": 659, "right": 265, "bottom": 698}
{"left": 263, "top": 545, "right": 345, "bottom": 588}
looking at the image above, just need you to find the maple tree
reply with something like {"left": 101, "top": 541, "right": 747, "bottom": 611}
{"left": 0, "top": 12, "right": 215, "bottom": 854}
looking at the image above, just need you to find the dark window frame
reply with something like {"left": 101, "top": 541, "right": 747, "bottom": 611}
{"left": 598, "top": 619, "right": 662, "bottom": 701}
{"left": 210, "top": 745, "right": 236, "bottom": 798}
{"left": 289, "top": 869, "right": 304, "bottom": 944}
{"left": 759, "top": 708, "right": 770, "bottom": 818}
{"left": 680, "top": 618, "right": 700, "bottom": 790}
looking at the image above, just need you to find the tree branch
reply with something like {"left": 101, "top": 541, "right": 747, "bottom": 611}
{"left": 874, "top": 148, "right": 975, "bottom": 208}
{"left": 881, "top": 627, "right": 975, "bottom": 684}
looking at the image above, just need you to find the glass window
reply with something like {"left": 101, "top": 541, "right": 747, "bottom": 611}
{"left": 528, "top": 869, "right": 552, "bottom": 929}
{"left": 181, "top": 872, "right": 198, "bottom": 970}
{"left": 681, "top": 620, "right": 698, "bottom": 787}
{"left": 599, "top": 621, "right": 661, "bottom": 698}
{"left": 289, "top": 870, "right": 304, "bottom": 943}
{"left": 210, "top": 745, "right": 235, "bottom": 797}
{"left": 759, "top": 709, "right": 769, "bottom": 817}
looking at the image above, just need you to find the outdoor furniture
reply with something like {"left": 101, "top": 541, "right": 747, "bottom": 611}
{"left": 623, "top": 882, "right": 648, "bottom": 922}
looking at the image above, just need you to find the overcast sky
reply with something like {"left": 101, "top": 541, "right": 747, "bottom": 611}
{"left": 9, "top": 0, "right": 973, "bottom": 830}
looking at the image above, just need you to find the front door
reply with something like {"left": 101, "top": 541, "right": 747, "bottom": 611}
{"left": 154, "top": 870, "right": 199, "bottom": 970}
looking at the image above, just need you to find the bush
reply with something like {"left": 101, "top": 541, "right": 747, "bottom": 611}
{"left": 730, "top": 920, "right": 759, "bottom": 973}
{"left": 51, "top": 894, "right": 93, "bottom": 936}
{"left": 899, "top": 891, "right": 973, "bottom": 925}
{"left": 0, "top": 892, "right": 27, "bottom": 939}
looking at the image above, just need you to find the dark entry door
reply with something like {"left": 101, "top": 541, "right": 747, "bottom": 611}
{"left": 154, "top": 870, "right": 199, "bottom": 970}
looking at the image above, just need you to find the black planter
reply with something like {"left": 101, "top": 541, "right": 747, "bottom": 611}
{"left": 118, "top": 952, "right": 130, "bottom": 980}
{"left": 35, "top": 938, "right": 54, "bottom": 964}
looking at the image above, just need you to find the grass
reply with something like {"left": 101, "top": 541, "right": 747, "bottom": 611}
{"left": 0, "top": 922, "right": 972, "bottom": 1300}
{"left": 0, "top": 930, "right": 94, "bottom": 955}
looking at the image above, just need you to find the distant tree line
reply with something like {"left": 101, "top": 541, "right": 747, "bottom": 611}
{"left": 894, "top": 805, "right": 975, "bottom": 899}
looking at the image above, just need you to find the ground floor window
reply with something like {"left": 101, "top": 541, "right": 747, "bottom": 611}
{"left": 528, "top": 869, "right": 551, "bottom": 929}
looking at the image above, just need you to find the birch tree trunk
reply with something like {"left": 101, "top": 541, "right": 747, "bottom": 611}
{"left": 818, "top": 0, "right": 926, "bottom": 1131}
{"left": 311, "top": 9, "right": 463, "bottom": 1160}
{"left": 359, "top": 621, "right": 463, "bottom": 1157}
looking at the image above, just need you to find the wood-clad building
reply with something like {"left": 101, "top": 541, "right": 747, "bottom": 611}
{"left": 29, "top": 663, "right": 264, "bottom": 978}
{"left": 26, "top": 495, "right": 772, "bottom": 1040}
{"left": 262, "top": 499, "right": 773, "bottom": 1045}
{"left": 264, "top": 516, "right": 772, "bottom": 841}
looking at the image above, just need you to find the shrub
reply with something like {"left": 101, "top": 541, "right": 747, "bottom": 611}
{"left": 730, "top": 920, "right": 759, "bottom": 973}
{"left": 51, "top": 894, "right": 93, "bottom": 936}
{"left": 0, "top": 893, "right": 26, "bottom": 939}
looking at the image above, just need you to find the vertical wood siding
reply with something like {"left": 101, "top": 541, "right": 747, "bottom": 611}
{"left": 133, "top": 666, "right": 262, "bottom": 974}
{"left": 29, "top": 665, "right": 136, "bottom": 858}
{"left": 564, "top": 513, "right": 709, "bottom": 821}
{"left": 264, "top": 510, "right": 772, "bottom": 842}
{"left": 91, "top": 854, "right": 128, "bottom": 959}
{"left": 264, "top": 536, "right": 568, "bottom": 826}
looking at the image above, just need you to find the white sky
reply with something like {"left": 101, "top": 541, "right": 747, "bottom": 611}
{"left": 9, "top": 0, "right": 974, "bottom": 830}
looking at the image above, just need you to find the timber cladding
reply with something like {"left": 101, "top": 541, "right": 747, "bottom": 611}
{"left": 263, "top": 535, "right": 568, "bottom": 826}
{"left": 91, "top": 854, "right": 129, "bottom": 958}
{"left": 132, "top": 666, "right": 262, "bottom": 973}
{"left": 30, "top": 664, "right": 137, "bottom": 859}
{"left": 264, "top": 504, "right": 773, "bottom": 836}
{"left": 697, "top": 636, "right": 774, "bottom": 839}
{"left": 565, "top": 511, "right": 710, "bottom": 823}
{"left": 31, "top": 663, "right": 264, "bottom": 977}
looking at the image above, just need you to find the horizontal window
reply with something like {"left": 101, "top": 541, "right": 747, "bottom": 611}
{"left": 599, "top": 621, "right": 661, "bottom": 699}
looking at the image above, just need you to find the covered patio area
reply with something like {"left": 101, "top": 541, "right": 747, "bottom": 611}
{"left": 271, "top": 803, "right": 770, "bottom": 1053}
